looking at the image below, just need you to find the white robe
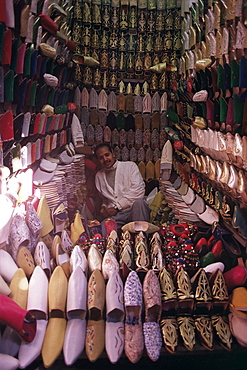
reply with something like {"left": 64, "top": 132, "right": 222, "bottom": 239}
{"left": 95, "top": 161, "right": 145, "bottom": 211}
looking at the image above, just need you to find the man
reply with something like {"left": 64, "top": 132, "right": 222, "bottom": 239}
{"left": 94, "top": 143, "right": 150, "bottom": 234}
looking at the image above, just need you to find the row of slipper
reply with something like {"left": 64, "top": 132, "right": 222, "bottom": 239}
{"left": 0, "top": 259, "right": 235, "bottom": 369}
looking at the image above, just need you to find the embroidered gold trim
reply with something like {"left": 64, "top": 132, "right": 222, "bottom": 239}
{"left": 177, "top": 316, "right": 195, "bottom": 350}
{"left": 150, "top": 232, "right": 164, "bottom": 272}
{"left": 211, "top": 269, "right": 229, "bottom": 302}
{"left": 159, "top": 267, "right": 177, "bottom": 302}
{"left": 176, "top": 267, "right": 194, "bottom": 300}
{"left": 195, "top": 269, "right": 212, "bottom": 303}
{"left": 195, "top": 316, "right": 214, "bottom": 349}
{"left": 160, "top": 318, "right": 178, "bottom": 352}
{"left": 211, "top": 315, "right": 232, "bottom": 350}
{"left": 135, "top": 232, "right": 150, "bottom": 272}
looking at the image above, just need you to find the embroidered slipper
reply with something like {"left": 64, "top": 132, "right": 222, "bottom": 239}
{"left": 102, "top": 249, "right": 119, "bottom": 281}
{"left": 124, "top": 271, "right": 144, "bottom": 363}
{"left": 85, "top": 269, "right": 105, "bottom": 362}
{"left": 143, "top": 270, "right": 162, "bottom": 362}
{"left": 105, "top": 271, "right": 124, "bottom": 364}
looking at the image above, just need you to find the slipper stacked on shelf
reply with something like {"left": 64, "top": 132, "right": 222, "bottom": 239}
{"left": 159, "top": 265, "right": 232, "bottom": 353}
{"left": 162, "top": 0, "right": 247, "bottom": 251}
{"left": 71, "top": 87, "right": 169, "bottom": 183}
{"left": 1, "top": 215, "right": 247, "bottom": 368}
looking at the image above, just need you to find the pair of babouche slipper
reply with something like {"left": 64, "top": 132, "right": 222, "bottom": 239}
{"left": 0, "top": 246, "right": 125, "bottom": 368}
{"left": 124, "top": 269, "right": 163, "bottom": 363}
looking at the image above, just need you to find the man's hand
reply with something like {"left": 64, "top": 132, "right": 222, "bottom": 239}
{"left": 100, "top": 206, "right": 118, "bottom": 218}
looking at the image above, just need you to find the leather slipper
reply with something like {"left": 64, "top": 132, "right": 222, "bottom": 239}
{"left": 41, "top": 266, "right": 68, "bottom": 368}
{"left": 63, "top": 266, "right": 87, "bottom": 365}
{"left": 105, "top": 271, "right": 124, "bottom": 364}
{"left": 85, "top": 269, "right": 105, "bottom": 362}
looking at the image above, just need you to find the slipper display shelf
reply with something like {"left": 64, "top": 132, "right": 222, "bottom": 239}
{"left": 167, "top": 115, "right": 247, "bottom": 251}
{"left": 17, "top": 344, "right": 247, "bottom": 370}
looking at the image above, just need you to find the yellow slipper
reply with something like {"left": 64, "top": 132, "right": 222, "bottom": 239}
{"left": 9, "top": 268, "right": 28, "bottom": 309}
{"left": 41, "top": 266, "right": 68, "bottom": 368}
{"left": 37, "top": 195, "right": 54, "bottom": 237}
{"left": 85, "top": 269, "right": 105, "bottom": 362}
{"left": 70, "top": 212, "right": 85, "bottom": 244}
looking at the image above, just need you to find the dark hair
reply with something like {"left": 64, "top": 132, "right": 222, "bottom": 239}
{"left": 94, "top": 143, "right": 113, "bottom": 157}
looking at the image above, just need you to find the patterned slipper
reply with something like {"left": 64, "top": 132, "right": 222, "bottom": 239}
{"left": 124, "top": 271, "right": 144, "bottom": 363}
{"left": 95, "top": 124, "right": 103, "bottom": 145}
{"left": 127, "top": 129, "right": 135, "bottom": 149}
{"left": 119, "top": 128, "right": 127, "bottom": 148}
{"left": 111, "top": 128, "right": 119, "bottom": 147}
{"left": 129, "top": 147, "right": 137, "bottom": 162}
{"left": 151, "top": 128, "right": 159, "bottom": 149}
{"left": 143, "top": 270, "right": 162, "bottom": 362}
{"left": 121, "top": 146, "right": 129, "bottom": 161}
{"left": 104, "top": 126, "right": 111, "bottom": 143}
{"left": 86, "top": 124, "right": 95, "bottom": 145}
{"left": 135, "top": 129, "right": 143, "bottom": 149}
{"left": 145, "top": 147, "right": 154, "bottom": 162}
{"left": 143, "top": 113, "right": 151, "bottom": 131}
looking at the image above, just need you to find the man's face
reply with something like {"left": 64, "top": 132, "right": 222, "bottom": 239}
{"left": 96, "top": 146, "right": 116, "bottom": 169}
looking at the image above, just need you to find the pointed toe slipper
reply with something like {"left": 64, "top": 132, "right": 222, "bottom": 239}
{"left": 0, "top": 353, "right": 20, "bottom": 370}
{"left": 0, "top": 326, "right": 22, "bottom": 357}
{"left": 106, "top": 271, "right": 124, "bottom": 322}
{"left": 41, "top": 266, "right": 68, "bottom": 368}
{"left": 143, "top": 322, "right": 162, "bottom": 361}
{"left": 9, "top": 268, "right": 28, "bottom": 310}
{"left": 86, "top": 269, "right": 105, "bottom": 362}
{"left": 0, "top": 250, "right": 18, "bottom": 283}
{"left": 63, "top": 266, "right": 87, "bottom": 365}
{"left": 19, "top": 266, "right": 48, "bottom": 367}
{"left": 124, "top": 271, "right": 144, "bottom": 363}
{"left": 88, "top": 244, "right": 103, "bottom": 274}
{"left": 105, "top": 271, "right": 125, "bottom": 363}
{"left": 86, "top": 319, "right": 105, "bottom": 362}
{"left": 27, "top": 266, "right": 48, "bottom": 320}
{"left": 70, "top": 245, "right": 88, "bottom": 276}
{"left": 34, "top": 241, "right": 51, "bottom": 279}
{"left": 0, "top": 275, "right": 11, "bottom": 296}
{"left": 66, "top": 266, "right": 87, "bottom": 320}
{"left": 41, "top": 317, "right": 67, "bottom": 368}
{"left": 105, "top": 321, "right": 124, "bottom": 364}
{"left": 102, "top": 249, "right": 120, "bottom": 281}
{"left": 124, "top": 322, "right": 143, "bottom": 363}
{"left": 143, "top": 270, "right": 162, "bottom": 361}
{"left": 63, "top": 318, "right": 87, "bottom": 366}
{"left": 18, "top": 319, "right": 48, "bottom": 369}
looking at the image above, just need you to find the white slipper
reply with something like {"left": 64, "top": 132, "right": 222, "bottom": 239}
{"left": 0, "top": 250, "right": 18, "bottom": 283}
{"left": 0, "top": 327, "right": 21, "bottom": 357}
{"left": 105, "top": 271, "right": 125, "bottom": 363}
{"left": 18, "top": 320, "right": 48, "bottom": 369}
{"left": 63, "top": 319, "right": 86, "bottom": 366}
{"left": 0, "top": 353, "right": 19, "bottom": 370}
